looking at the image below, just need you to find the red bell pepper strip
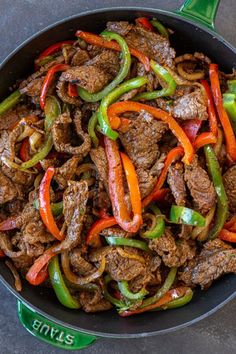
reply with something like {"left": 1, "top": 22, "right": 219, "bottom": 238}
{"left": 142, "top": 147, "right": 184, "bottom": 208}
{"left": 0, "top": 217, "right": 18, "bottom": 231}
{"left": 105, "top": 137, "right": 142, "bottom": 233}
{"left": 136, "top": 17, "right": 154, "bottom": 31}
{"left": 26, "top": 247, "right": 56, "bottom": 285}
{"left": 76, "top": 31, "right": 150, "bottom": 71}
{"left": 68, "top": 83, "right": 78, "bottom": 97}
{"left": 0, "top": 250, "right": 5, "bottom": 257}
{"left": 193, "top": 132, "right": 217, "bottom": 151}
{"left": 119, "top": 286, "right": 188, "bottom": 317}
{"left": 224, "top": 214, "right": 236, "bottom": 230}
{"left": 107, "top": 101, "right": 194, "bottom": 165}
{"left": 209, "top": 64, "right": 236, "bottom": 161}
{"left": 40, "top": 64, "right": 70, "bottom": 110}
{"left": 39, "top": 167, "right": 65, "bottom": 241}
{"left": 219, "top": 228, "right": 236, "bottom": 243}
{"left": 37, "top": 41, "right": 74, "bottom": 61}
{"left": 200, "top": 79, "right": 218, "bottom": 136}
{"left": 86, "top": 217, "right": 117, "bottom": 247}
{"left": 181, "top": 119, "right": 202, "bottom": 143}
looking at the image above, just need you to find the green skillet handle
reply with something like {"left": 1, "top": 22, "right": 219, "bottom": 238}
{"left": 177, "top": 0, "right": 220, "bottom": 30}
{"left": 17, "top": 301, "right": 97, "bottom": 350}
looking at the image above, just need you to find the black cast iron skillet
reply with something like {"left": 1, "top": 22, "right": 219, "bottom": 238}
{"left": 0, "top": 0, "right": 236, "bottom": 350}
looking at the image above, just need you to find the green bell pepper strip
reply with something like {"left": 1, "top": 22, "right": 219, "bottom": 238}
{"left": 223, "top": 93, "right": 236, "bottom": 133}
{"left": 0, "top": 89, "right": 21, "bottom": 115}
{"left": 88, "top": 111, "right": 99, "bottom": 147}
{"left": 78, "top": 31, "right": 131, "bottom": 103}
{"left": 98, "top": 76, "right": 148, "bottom": 140}
{"left": 48, "top": 255, "right": 80, "bottom": 309}
{"left": 170, "top": 205, "right": 206, "bottom": 227}
{"left": 151, "top": 288, "right": 193, "bottom": 311}
{"left": 134, "top": 60, "right": 176, "bottom": 101}
{"left": 34, "top": 199, "right": 63, "bottom": 216}
{"left": 103, "top": 275, "right": 128, "bottom": 309}
{"left": 142, "top": 204, "right": 165, "bottom": 239}
{"left": 20, "top": 96, "right": 61, "bottom": 169}
{"left": 139, "top": 267, "right": 177, "bottom": 308}
{"left": 204, "top": 145, "right": 228, "bottom": 239}
{"left": 150, "top": 18, "right": 169, "bottom": 38}
{"left": 118, "top": 280, "right": 148, "bottom": 300}
{"left": 105, "top": 236, "right": 149, "bottom": 252}
{"left": 227, "top": 80, "right": 236, "bottom": 94}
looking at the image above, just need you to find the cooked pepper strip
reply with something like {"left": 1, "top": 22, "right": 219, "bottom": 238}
{"left": 88, "top": 111, "right": 99, "bottom": 147}
{"left": 150, "top": 18, "right": 169, "bottom": 38}
{"left": 219, "top": 229, "right": 236, "bottom": 243}
{"left": 76, "top": 30, "right": 150, "bottom": 71}
{"left": 142, "top": 147, "right": 184, "bottom": 208}
{"left": 68, "top": 83, "right": 79, "bottom": 97}
{"left": 103, "top": 275, "right": 128, "bottom": 309}
{"left": 0, "top": 250, "right": 5, "bottom": 257}
{"left": 204, "top": 144, "right": 228, "bottom": 239}
{"left": 136, "top": 17, "right": 154, "bottom": 31}
{"left": 0, "top": 90, "right": 21, "bottom": 115}
{"left": 223, "top": 93, "right": 236, "bottom": 133}
{"left": 118, "top": 280, "right": 148, "bottom": 300}
{"left": 170, "top": 205, "right": 206, "bottom": 227}
{"left": 134, "top": 60, "right": 176, "bottom": 100}
{"left": 78, "top": 31, "right": 131, "bottom": 102}
{"left": 86, "top": 217, "right": 117, "bottom": 247}
{"left": 224, "top": 214, "right": 236, "bottom": 230}
{"left": 48, "top": 255, "right": 80, "bottom": 309}
{"left": 200, "top": 80, "right": 218, "bottom": 136}
{"left": 142, "top": 204, "right": 165, "bottom": 239}
{"left": 39, "top": 167, "right": 64, "bottom": 241}
{"left": 26, "top": 247, "right": 56, "bottom": 285}
{"left": 152, "top": 288, "right": 193, "bottom": 310}
{"left": 181, "top": 119, "right": 202, "bottom": 143}
{"left": 37, "top": 40, "right": 74, "bottom": 61}
{"left": 193, "top": 132, "right": 217, "bottom": 151}
{"left": 105, "top": 236, "right": 149, "bottom": 252}
{"left": 99, "top": 77, "right": 148, "bottom": 140}
{"left": 107, "top": 102, "right": 194, "bottom": 164}
{"left": 105, "top": 138, "right": 142, "bottom": 233}
{"left": 40, "top": 63, "right": 69, "bottom": 110}
{"left": 119, "top": 286, "right": 189, "bottom": 316}
{"left": 34, "top": 199, "right": 63, "bottom": 216}
{"left": 209, "top": 64, "right": 236, "bottom": 161}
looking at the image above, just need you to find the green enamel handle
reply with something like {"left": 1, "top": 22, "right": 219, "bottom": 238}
{"left": 17, "top": 301, "right": 97, "bottom": 350}
{"left": 177, "top": 0, "right": 220, "bottom": 30}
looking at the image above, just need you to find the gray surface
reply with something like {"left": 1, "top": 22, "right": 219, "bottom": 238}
{"left": 0, "top": 0, "right": 235, "bottom": 353}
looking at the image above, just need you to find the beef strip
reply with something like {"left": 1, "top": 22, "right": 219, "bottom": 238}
{"left": 100, "top": 227, "right": 132, "bottom": 238}
{"left": 51, "top": 109, "right": 91, "bottom": 157}
{"left": 167, "top": 162, "right": 187, "bottom": 206}
{"left": 184, "top": 157, "right": 216, "bottom": 214}
{"left": 0, "top": 170, "right": 19, "bottom": 204}
{"left": 106, "top": 21, "right": 133, "bottom": 36}
{"left": 54, "top": 156, "right": 79, "bottom": 189}
{"left": 90, "top": 146, "right": 109, "bottom": 192}
{"left": 20, "top": 77, "right": 45, "bottom": 104}
{"left": 69, "top": 248, "right": 95, "bottom": 275}
{"left": 149, "top": 228, "right": 196, "bottom": 267}
{"left": 179, "top": 239, "right": 236, "bottom": 289}
{"left": 0, "top": 104, "right": 31, "bottom": 131}
{"left": 79, "top": 289, "right": 112, "bottom": 313}
{"left": 223, "top": 165, "right": 236, "bottom": 212}
{"left": 71, "top": 48, "right": 90, "bottom": 66}
{"left": 173, "top": 89, "right": 208, "bottom": 120}
{"left": 56, "top": 81, "right": 82, "bottom": 106}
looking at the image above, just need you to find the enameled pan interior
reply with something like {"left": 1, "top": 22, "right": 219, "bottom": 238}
{"left": 0, "top": 8, "right": 236, "bottom": 337}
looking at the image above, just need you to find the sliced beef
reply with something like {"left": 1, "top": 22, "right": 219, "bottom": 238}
{"left": 184, "top": 157, "right": 216, "bottom": 214}
{"left": 173, "top": 89, "right": 208, "bottom": 120}
{"left": 51, "top": 109, "right": 91, "bottom": 157}
{"left": 79, "top": 290, "right": 112, "bottom": 313}
{"left": 106, "top": 21, "right": 132, "bottom": 36}
{"left": 69, "top": 248, "right": 95, "bottom": 275}
{"left": 179, "top": 239, "right": 236, "bottom": 289}
{"left": 100, "top": 227, "right": 131, "bottom": 239}
{"left": 54, "top": 156, "right": 79, "bottom": 189}
{"left": 1, "top": 164, "right": 35, "bottom": 187}
{"left": 56, "top": 81, "right": 82, "bottom": 106}
{"left": 90, "top": 146, "right": 109, "bottom": 192}
{"left": 149, "top": 228, "right": 196, "bottom": 267}
{"left": 71, "top": 48, "right": 90, "bottom": 66}
{"left": 0, "top": 104, "right": 30, "bottom": 131}
{"left": 223, "top": 165, "right": 236, "bottom": 212}
{"left": 124, "top": 24, "right": 175, "bottom": 67}
{"left": 136, "top": 168, "right": 157, "bottom": 199}
{"left": 167, "top": 162, "right": 187, "bottom": 206}
{"left": 0, "top": 170, "right": 19, "bottom": 204}
{"left": 20, "top": 77, "right": 45, "bottom": 104}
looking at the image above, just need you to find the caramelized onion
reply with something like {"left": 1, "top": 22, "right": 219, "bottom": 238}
{"left": 116, "top": 247, "right": 146, "bottom": 264}
{"left": 5, "top": 260, "right": 22, "bottom": 292}
{"left": 177, "top": 62, "right": 205, "bottom": 81}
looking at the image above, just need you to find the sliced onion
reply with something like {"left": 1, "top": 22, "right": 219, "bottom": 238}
{"left": 29, "top": 131, "right": 43, "bottom": 152}
{"left": 1, "top": 156, "right": 37, "bottom": 174}
{"left": 61, "top": 251, "right": 106, "bottom": 285}
{"left": 191, "top": 205, "right": 216, "bottom": 240}
{"left": 177, "top": 62, "right": 205, "bottom": 81}
{"left": 5, "top": 260, "right": 22, "bottom": 292}
{"left": 213, "top": 128, "right": 223, "bottom": 157}
{"left": 17, "top": 125, "right": 35, "bottom": 142}
{"left": 116, "top": 247, "right": 146, "bottom": 264}
{"left": 76, "top": 163, "right": 97, "bottom": 176}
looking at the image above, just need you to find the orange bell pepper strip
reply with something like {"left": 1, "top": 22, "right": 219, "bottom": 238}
{"left": 39, "top": 167, "right": 65, "bottom": 241}
{"left": 86, "top": 217, "right": 117, "bottom": 247}
{"left": 219, "top": 229, "right": 236, "bottom": 243}
{"left": 107, "top": 101, "right": 194, "bottom": 165}
{"left": 0, "top": 217, "right": 18, "bottom": 231}
{"left": 119, "top": 286, "right": 188, "bottom": 317}
{"left": 193, "top": 132, "right": 217, "bottom": 151}
{"left": 26, "top": 247, "right": 56, "bottom": 285}
{"left": 76, "top": 31, "right": 150, "bottom": 72}
{"left": 200, "top": 79, "right": 218, "bottom": 136}
{"left": 142, "top": 147, "right": 184, "bottom": 208}
{"left": 104, "top": 137, "right": 142, "bottom": 233}
{"left": 40, "top": 63, "right": 70, "bottom": 110}
{"left": 68, "top": 83, "right": 78, "bottom": 97}
{"left": 209, "top": 64, "right": 236, "bottom": 161}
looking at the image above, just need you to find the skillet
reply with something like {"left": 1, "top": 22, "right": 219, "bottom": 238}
{"left": 0, "top": 0, "right": 236, "bottom": 350}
